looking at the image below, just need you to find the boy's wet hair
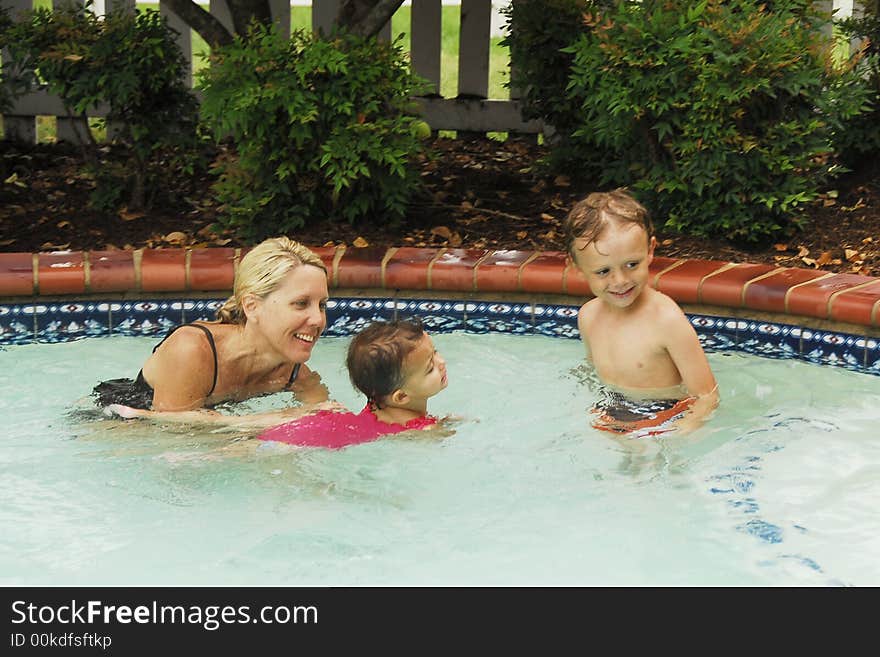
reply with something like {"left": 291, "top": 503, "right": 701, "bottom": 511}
{"left": 562, "top": 188, "right": 654, "bottom": 257}
{"left": 346, "top": 318, "right": 426, "bottom": 405}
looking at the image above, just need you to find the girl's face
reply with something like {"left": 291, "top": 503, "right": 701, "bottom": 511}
{"left": 249, "top": 264, "right": 329, "bottom": 363}
{"left": 398, "top": 333, "right": 448, "bottom": 404}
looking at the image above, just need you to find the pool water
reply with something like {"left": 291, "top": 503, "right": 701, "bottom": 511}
{"left": 1, "top": 332, "right": 878, "bottom": 585}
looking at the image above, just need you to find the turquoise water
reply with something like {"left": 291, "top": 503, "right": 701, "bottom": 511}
{"left": 1, "top": 333, "right": 879, "bottom": 585}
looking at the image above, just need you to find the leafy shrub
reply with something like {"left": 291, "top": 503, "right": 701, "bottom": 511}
{"left": 197, "top": 24, "right": 430, "bottom": 241}
{"left": 835, "top": 3, "right": 880, "bottom": 166}
{"left": 509, "top": 0, "right": 873, "bottom": 243}
{"left": 501, "top": 0, "right": 614, "bottom": 173}
{"left": 5, "top": 3, "right": 200, "bottom": 210}
{"left": 0, "top": 7, "right": 13, "bottom": 114}
{"left": 0, "top": 6, "right": 32, "bottom": 116}
{"left": 507, "top": 0, "right": 871, "bottom": 242}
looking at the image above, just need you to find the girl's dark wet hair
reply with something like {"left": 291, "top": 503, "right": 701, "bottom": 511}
{"left": 346, "top": 318, "right": 425, "bottom": 405}
{"left": 562, "top": 188, "right": 654, "bottom": 257}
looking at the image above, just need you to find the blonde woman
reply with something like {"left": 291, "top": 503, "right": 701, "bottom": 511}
{"left": 94, "top": 237, "right": 333, "bottom": 421}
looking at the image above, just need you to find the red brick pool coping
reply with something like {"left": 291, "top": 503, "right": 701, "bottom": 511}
{"left": 2, "top": 246, "right": 880, "bottom": 331}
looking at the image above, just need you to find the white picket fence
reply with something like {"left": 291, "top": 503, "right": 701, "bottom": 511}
{"left": 0, "top": 0, "right": 865, "bottom": 143}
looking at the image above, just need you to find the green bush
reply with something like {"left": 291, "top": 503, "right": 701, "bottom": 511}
{"left": 501, "top": 0, "right": 614, "bottom": 173}
{"left": 507, "top": 0, "right": 871, "bottom": 242}
{"left": 836, "top": 4, "right": 880, "bottom": 167}
{"left": 0, "top": 7, "right": 14, "bottom": 114}
{"left": 0, "top": 6, "right": 31, "bottom": 116}
{"left": 198, "top": 25, "right": 430, "bottom": 241}
{"left": 5, "top": 3, "right": 200, "bottom": 210}
{"left": 509, "top": 0, "right": 873, "bottom": 243}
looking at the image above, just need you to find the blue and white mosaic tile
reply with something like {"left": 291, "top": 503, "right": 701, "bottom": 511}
{"left": 800, "top": 328, "right": 866, "bottom": 373}
{"left": 464, "top": 301, "right": 533, "bottom": 335}
{"left": 0, "top": 303, "right": 36, "bottom": 345}
{"left": 388, "top": 298, "right": 465, "bottom": 333}
{"left": 736, "top": 320, "right": 801, "bottom": 361}
{"left": 1, "top": 297, "right": 878, "bottom": 377}
{"left": 690, "top": 314, "right": 737, "bottom": 353}
{"left": 861, "top": 337, "right": 879, "bottom": 375}
{"left": 110, "top": 300, "right": 184, "bottom": 337}
{"left": 35, "top": 301, "right": 110, "bottom": 343}
{"left": 533, "top": 304, "right": 580, "bottom": 340}
{"left": 182, "top": 298, "right": 225, "bottom": 323}
{"left": 324, "top": 298, "right": 396, "bottom": 337}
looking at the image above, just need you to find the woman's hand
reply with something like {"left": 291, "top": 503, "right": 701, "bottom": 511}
{"left": 105, "top": 404, "right": 147, "bottom": 419}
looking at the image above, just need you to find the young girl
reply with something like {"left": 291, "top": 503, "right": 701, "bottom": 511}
{"left": 259, "top": 318, "right": 449, "bottom": 449}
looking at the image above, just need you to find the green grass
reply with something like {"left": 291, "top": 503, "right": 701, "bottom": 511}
{"left": 9, "top": 3, "right": 511, "bottom": 143}
{"left": 390, "top": 5, "right": 510, "bottom": 99}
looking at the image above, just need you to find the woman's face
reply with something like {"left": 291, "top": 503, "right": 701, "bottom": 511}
{"left": 250, "top": 264, "right": 329, "bottom": 363}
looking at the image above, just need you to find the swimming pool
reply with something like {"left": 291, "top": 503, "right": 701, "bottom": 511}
{"left": 2, "top": 296, "right": 879, "bottom": 585}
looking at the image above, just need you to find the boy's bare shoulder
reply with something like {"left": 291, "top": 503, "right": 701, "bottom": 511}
{"left": 577, "top": 298, "right": 603, "bottom": 333}
{"left": 577, "top": 297, "right": 602, "bottom": 320}
{"left": 647, "top": 289, "right": 693, "bottom": 329}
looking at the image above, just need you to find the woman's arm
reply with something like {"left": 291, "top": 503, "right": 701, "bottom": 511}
{"left": 141, "top": 326, "right": 216, "bottom": 411}
{"left": 106, "top": 400, "right": 347, "bottom": 428}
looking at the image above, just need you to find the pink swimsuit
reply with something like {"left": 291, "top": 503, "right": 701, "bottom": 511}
{"left": 258, "top": 404, "right": 437, "bottom": 450}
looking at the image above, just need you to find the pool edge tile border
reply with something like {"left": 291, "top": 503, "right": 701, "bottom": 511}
{"left": 1, "top": 246, "right": 879, "bottom": 335}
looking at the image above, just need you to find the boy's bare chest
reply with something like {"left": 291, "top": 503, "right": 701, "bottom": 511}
{"left": 585, "top": 316, "right": 675, "bottom": 388}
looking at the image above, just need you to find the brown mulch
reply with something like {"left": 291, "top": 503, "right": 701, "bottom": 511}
{"left": 1, "top": 135, "right": 879, "bottom": 277}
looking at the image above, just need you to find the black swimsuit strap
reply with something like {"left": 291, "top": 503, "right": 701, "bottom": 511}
{"left": 151, "top": 323, "right": 219, "bottom": 396}
{"left": 286, "top": 363, "right": 301, "bottom": 388}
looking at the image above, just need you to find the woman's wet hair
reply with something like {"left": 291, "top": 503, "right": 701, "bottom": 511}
{"left": 346, "top": 318, "right": 425, "bottom": 406}
{"left": 562, "top": 188, "right": 654, "bottom": 257}
{"left": 216, "top": 237, "right": 327, "bottom": 324}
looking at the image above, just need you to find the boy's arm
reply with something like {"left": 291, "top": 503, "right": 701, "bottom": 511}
{"left": 662, "top": 310, "right": 719, "bottom": 432}
{"left": 577, "top": 301, "right": 596, "bottom": 362}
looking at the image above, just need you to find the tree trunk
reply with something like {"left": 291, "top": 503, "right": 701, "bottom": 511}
{"left": 225, "top": 0, "right": 273, "bottom": 37}
{"left": 130, "top": 165, "right": 146, "bottom": 211}
{"left": 161, "top": 0, "right": 235, "bottom": 47}
{"left": 337, "top": 0, "right": 405, "bottom": 37}
{"left": 161, "top": 0, "right": 406, "bottom": 46}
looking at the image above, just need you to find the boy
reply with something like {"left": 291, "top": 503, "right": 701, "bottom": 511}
{"left": 562, "top": 189, "right": 718, "bottom": 435}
